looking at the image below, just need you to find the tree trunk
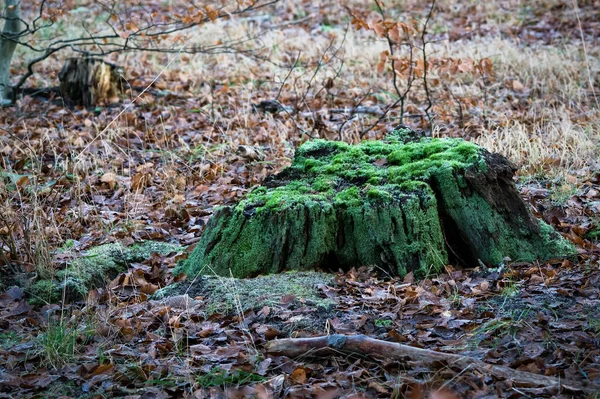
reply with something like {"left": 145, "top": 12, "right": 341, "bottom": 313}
{"left": 58, "top": 57, "right": 124, "bottom": 106}
{"left": 0, "top": 0, "right": 20, "bottom": 106}
{"left": 178, "top": 129, "right": 576, "bottom": 279}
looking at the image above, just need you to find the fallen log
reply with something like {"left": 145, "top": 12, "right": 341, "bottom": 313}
{"left": 264, "top": 334, "right": 599, "bottom": 395}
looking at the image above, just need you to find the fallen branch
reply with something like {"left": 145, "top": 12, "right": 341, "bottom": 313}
{"left": 328, "top": 106, "right": 384, "bottom": 116}
{"left": 264, "top": 334, "right": 598, "bottom": 394}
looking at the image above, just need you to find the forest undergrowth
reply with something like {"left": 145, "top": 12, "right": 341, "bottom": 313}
{"left": 0, "top": 0, "right": 599, "bottom": 397}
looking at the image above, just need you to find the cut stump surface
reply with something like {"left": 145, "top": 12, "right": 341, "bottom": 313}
{"left": 180, "top": 129, "right": 575, "bottom": 278}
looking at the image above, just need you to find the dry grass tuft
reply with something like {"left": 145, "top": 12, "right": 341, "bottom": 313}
{"left": 474, "top": 115, "right": 600, "bottom": 177}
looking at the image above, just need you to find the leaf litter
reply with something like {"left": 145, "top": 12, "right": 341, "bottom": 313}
{"left": 1, "top": 0, "right": 599, "bottom": 397}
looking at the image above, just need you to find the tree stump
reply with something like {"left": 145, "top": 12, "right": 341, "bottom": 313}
{"left": 58, "top": 58, "right": 125, "bottom": 106}
{"left": 179, "top": 129, "right": 576, "bottom": 279}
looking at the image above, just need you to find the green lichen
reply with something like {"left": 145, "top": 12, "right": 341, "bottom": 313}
{"left": 29, "top": 241, "right": 182, "bottom": 304}
{"left": 180, "top": 129, "right": 575, "bottom": 279}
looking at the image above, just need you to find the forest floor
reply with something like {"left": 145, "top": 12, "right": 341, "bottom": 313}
{"left": 1, "top": 0, "right": 600, "bottom": 397}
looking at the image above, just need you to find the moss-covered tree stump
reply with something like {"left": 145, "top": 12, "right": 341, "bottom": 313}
{"left": 179, "top": 129, "right": 575, "bottom": 279}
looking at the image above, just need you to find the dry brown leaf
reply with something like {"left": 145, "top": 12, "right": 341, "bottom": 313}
{"left": 512, "top": 79, "right": 525, "bottom": 92}
{"left": 100, "top": 172, "right": 118, "bottom": 189}
{"left": 290, "top": 367, "right": 307, "bottom": 384}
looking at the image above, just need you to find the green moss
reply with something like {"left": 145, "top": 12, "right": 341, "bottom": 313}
{"left": 335, "top": 186, "right": 362, "bottom": 205}
{"left": 29, "top": 241, "right": 182, "bottom": 304}
{"left": 241, "top": 137, "right": 483, "bottom": 213}
{"left": 196, "top": 367, "right": 267, "bottom": 388}
{"left": 366, "top": 187, "right": 393, "bottom": 201}
{"left": 29, "top": 280, "right": 60, "bottom": 305}
{"left": 154, "top": 271, "right": 334, "bottom": 316}
{"left": 431, "top": 167, "right": 574, "bottom": 264}
{"left": 59, "top": 240, "right": 76, "bottom": 252}
{"left": 312, "top": 176, "right": 336, "bottom": 193}
{"left": 180, "top": 130, "right": 575, "bottom": 279}
{"left": 0, "top": 331, "right": 21, "bottom": 349}
{"left": 587, "top": 225, "right": 600, "bottom": 240}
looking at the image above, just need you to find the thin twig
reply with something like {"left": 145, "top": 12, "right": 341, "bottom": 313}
{"left": 338, "top": 89, "right": 372, "bottom": 140}
{"left": 571, "top": 0, "right": 599, "bottom": 108}
{"left": 276, "top": 51, "right": 301, "bottom": 101}
{"left": 360, "top": 0, "right": 419, "bottom": 137}
{"left": 421, "top": 0, "right": 436, "bottom": 127}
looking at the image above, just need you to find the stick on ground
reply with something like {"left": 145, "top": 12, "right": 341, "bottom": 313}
{"left": 264, "top": 334, "right": 599, "bottom": 394}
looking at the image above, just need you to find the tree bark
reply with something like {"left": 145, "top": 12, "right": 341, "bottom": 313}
{"left": 58, "top": 57, "right": 124, "bottom": 106}
{"left": 0, "top": 0, "right": 20, "bottom": 106}
{"left": 265, "top": 334, "right": 599, "bottom": 395}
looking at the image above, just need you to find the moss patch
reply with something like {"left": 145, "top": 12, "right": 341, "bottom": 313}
{"left": 586, "top": 224, "right": 600, "bottom": 241}
{"left": 0, "top": 331, "right": 21, "bottom": 349}
{"left": 179, "top": 128, "right": 576, "bottom": 279}
{"left": 153, "top": 271, "right": 334, "bottom": 316}
{"left": 29, "top": 241, "right": 182, "bottom": 304}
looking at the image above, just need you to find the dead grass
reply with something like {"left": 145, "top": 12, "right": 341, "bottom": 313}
{"left": 474, "top": 113, "right": 600, "bottom": 177}
{"left": 174, "top": 11, "right": 600, "bottom": 174}
{"left": 3, "top": 0, "right": 599, "bottom": 277}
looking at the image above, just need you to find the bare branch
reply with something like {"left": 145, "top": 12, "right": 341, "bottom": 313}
{"left": 1, "top": 0, "right": 283, "bottom": 103}
{"left": 421, "top": 0, "right": 436, "bottom": 126}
